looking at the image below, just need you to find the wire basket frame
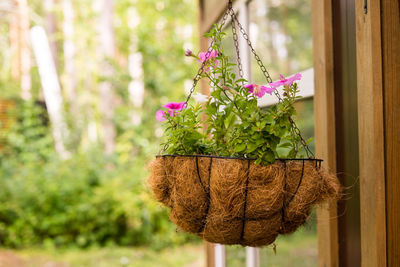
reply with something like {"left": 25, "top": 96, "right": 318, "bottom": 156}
{"left": 149, "top": 154, "right": 337, "bottom": 246}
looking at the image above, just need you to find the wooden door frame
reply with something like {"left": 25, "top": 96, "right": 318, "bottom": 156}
{"left": 355, "top": 0, "right": 387, "bottom": 266}
{"left": 311, "top": 1, "right": 339, "bottom": 266}
{"left": 381, "top": 0, "right": 400, "bottom": 265}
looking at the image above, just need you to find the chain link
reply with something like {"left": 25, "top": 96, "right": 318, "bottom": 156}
{"left": 231, "top": 17, "right": 244, "bottom": 80}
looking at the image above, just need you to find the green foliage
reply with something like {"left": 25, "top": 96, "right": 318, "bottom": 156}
{"left": 0, "top": 103, "right": 194, "bottom": 248}
{"left": 0, "top": 0, "right": 199, "bottom": 249}
{"left": 163, "top": 105, "right": 209, "bottom": 155}
{"left": 159, "top": 25, "right": 308, "bottom": 164}
{"left": 1, "top": 101, "right": 53, "bottom": 162}
{"left": 0, "top": 148, "right": 194, "bottom": 249}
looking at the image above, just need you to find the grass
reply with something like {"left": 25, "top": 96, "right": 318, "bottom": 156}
{"left": 227, "top": 226, "right": 317, "bottom": 267}
{"left": 0, "top": 244, "right": 204, "bottom": 267}
{"left": 0, "top": 222, "right": 317, "bottom": 267}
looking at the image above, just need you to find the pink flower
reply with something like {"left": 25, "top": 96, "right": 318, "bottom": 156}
{"left": 155, "top": 110, "right": 166, "bottom": 122}
{"left": 163, "top": 102, "right": 186, "bottom": 111}
{"left": 268, "top": 73, "right": 302, "bottom": 88}
{"left": 244, "top": 84, "right": 276, "bottom": 98}
{"left": 163, "top": 101, "right": 186, "bottom": 116}
{"left": 197, "top": 50, "right": 218, "bottom": 64}
{"left": 155, "top": 101, "right": 186, "bottom": 122}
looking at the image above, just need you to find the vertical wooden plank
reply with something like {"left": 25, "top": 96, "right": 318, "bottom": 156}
{"left": 332, "top": 0, "right": 362, "bottom": 265}
{"left": 311, "top": 0, "right": 339, "bottom": 266}
{"left": 355, "top": 0, "right": 387, "bottom": 266}
{"left": 381, "top": 0, "right": 400, "bottom": 265}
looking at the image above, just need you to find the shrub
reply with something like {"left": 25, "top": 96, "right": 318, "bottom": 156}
{"left": 0, "top": 102, "right": 195, "bottom": 248}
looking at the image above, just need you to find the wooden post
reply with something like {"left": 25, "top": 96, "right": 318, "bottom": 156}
{"left": 381, "top": 0, "right": 400, "bottom": 266}
{"left": 355, "top": 0, "right": 387, "bottom": 266}
{"left": 311, "top": 0, "right": 339, "bottom": 266}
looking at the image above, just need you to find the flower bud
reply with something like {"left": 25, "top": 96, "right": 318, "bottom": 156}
{"left": 185, "top": 49, "right": 193, "bottom": 57}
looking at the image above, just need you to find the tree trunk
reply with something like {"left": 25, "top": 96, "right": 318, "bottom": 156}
{"left": 128, "top": 52, "right": 144, "bottom": 125}
{"left": 98, "top": 0, "right": 116, "bottom": 155}
{"left": 30, "top": 26, "right": 69, "bottom": 158}
{"left": 44, "top": 0, "right": 59, "bottom": 68}
{"left": 10, "top": 0, "right": 32, "bottom": 100}
{"left": 62, "top": 0, "right": 77, "bottom": 115}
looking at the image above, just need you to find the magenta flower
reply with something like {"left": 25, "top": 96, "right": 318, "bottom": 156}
{"left": 155, "top": 102, "right": 186, "bottom": 122}
{"left": 162, "top": 101, "right": 186, "bottom": 116}
{"left": 197, "top": 50, "right": 218, "bottom": 64}
{"left": 269, "top": 73, "right": 302, "bottom": 88}
{"left": 155, "top": 110, "right": 166, "bottom": 122}
{"left": 244, "top": 84, "right": 276, "bottom": 98}
{"left": 163, "top": 102, "right": 186, "bottom": 111}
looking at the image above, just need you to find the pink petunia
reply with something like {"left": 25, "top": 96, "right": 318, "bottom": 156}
{"left": 268, "top": 73, "right": 302, "bottom": 88}
{"left": 155, "top": 110, "right": 166, "bottom": 122}
{"left": 155, "top": 102, "right": 186, "bottom": 122}
{"left": 162, "top": 101, "right": 186, "bottom": 116}
{"left": 163, "top": 102, "right": 186, "bottom": 111}
{"left": 197, "top": 50, "right": 218, "bottom": 64}
{"left": 244, "top": 84, "right": 276, "bottom": 98}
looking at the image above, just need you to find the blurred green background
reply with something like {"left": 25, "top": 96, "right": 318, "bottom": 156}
{"left": 0, "top": 0, "right": 316, "bottom": 266}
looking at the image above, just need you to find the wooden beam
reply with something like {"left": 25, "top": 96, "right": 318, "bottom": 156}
{"left": 199, "top": 1, "right": 227, "bottom": 35}
{"left": 311, "top": 0, "right": 339, "bottom": 266}
{"left": 199, "top": 0, "right": 247, "bottom": 35}
{"left": 381, "top": 0, "right": 400, "bottom": 265}
{"left": 355, "top": 0, "right": 387, "bottom": 266}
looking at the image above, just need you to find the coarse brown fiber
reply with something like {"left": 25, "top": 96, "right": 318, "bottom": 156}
{"left": 148, "top": 155, "right": 341, "bottom": 247}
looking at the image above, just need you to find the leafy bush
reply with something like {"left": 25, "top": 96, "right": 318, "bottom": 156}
{"left": 0, "top": 102, "right": 195, "bottom": 249}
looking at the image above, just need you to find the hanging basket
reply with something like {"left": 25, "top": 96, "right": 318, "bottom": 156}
{"left": 149, "top": 155, "right": 340, "bottom": 247}
{"left": 149, "top": 0, "right": 341, "bottom": 247}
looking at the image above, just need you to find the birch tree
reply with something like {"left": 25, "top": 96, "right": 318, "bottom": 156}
{"left": 98, "top": 0, "right": 116, "bottom": 155}
{"left": 44, "top": 0, "right": 58, "bottom": 68}
{"left": 127, "top": 7, "right": 144, "bottom": 125}
{"left": 62, "top": 0, "right": 77, "bottom": 115}
{"left": 30, "top": 26, "right": 69, "bottom": 158}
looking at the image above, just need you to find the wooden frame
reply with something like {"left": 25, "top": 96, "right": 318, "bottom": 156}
{"left": 381, "top": 1, "right": 400, "bottom": 265}
{"left": 311, "top": 1, "right": 339, "bottom": 266}
{"left": 355, "top": 0, "right": 387, "bottom": 266}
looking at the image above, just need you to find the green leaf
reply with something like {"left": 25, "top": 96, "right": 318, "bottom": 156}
{"left": 234, "top": 143, "right": 246, "bottom": 153}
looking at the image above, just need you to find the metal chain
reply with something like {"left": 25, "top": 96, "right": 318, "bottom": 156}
{"left": 184, "top": 7, "right": 231, "bottom": 105}
{"left": 231, "top": 16, "right": 244, "bottom": 80}
{"left": 227, "top": 5, "right": 314, "bottom": 158}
